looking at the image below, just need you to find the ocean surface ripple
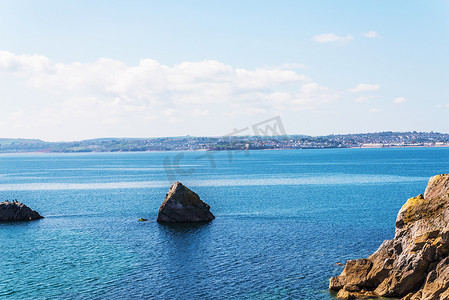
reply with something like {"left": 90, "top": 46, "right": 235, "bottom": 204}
{"left": 0, "top": 148, "right": 448, "bottom": 299}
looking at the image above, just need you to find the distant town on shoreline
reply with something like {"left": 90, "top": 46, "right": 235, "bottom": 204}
{"left": 1, "top": 131, "right": 449, "bottom": 153}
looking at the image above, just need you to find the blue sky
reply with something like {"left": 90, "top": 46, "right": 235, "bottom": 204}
{"left": 0, "top": 0, "right": 448, "bottom": 141}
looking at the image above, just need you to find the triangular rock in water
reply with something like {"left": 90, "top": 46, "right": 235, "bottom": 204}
{"left": 0, "top": 201, "right": 43, "bottom": 222}
{"left": 157, "top": 182, "right": 215, "bottom": 223}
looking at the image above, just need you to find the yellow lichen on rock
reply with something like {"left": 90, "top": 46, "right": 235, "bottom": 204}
{"left": 330, "top": 174, "right": 449, "bottom": 299}
{"left": 398, "top": 194, "right": 427, "bottom": 225}
{"left": 402, "top": 194, "right": 425, "bottom": 211}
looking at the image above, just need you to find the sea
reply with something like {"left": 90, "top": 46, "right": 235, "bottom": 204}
{"left": 0, "top": 147, "right": 448, "bottom": 299}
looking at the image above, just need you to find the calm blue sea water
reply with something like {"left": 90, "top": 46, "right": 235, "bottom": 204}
{"left": 0, "top": 148, "right": 448, "bottom": 299}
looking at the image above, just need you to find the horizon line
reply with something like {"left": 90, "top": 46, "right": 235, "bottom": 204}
{"left": 0, "top": 130, "right": 448, "bottom": 143}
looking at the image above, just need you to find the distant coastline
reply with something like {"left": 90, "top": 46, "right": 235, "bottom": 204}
{"left": 1, "top": 131, "right": 449, "bottom": 154}
{"left": 351, "top": 144, "right": 449, "bottom": 149}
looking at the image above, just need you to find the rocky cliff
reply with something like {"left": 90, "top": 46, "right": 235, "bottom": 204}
{"left": 0, "top": 201, "right": 44, "bottom": 221}
{"left": 330, "top": 174, "right": 449, "bottom": 300}
{"left": 157, "top": 182, "right": 215, "bottom": 223}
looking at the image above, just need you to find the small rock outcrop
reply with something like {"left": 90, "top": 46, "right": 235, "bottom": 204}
{"left": 157, "top": 182, "right": 215, "bottom": 223}
{"left": 330, "top": 174, "right": 449, "bottom": 299}
{"left": 0, "top": 201, "right": 43, "bottom": 222}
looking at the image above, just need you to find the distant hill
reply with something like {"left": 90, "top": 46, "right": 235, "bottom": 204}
{"left": 0, "top": 138, "right": 46, "bottom": 145}
{"left": 0, "top": 132, "right": 448, "bottom": 153}
{"left": 0, "top": 139, "right": 49, "bottom": 152}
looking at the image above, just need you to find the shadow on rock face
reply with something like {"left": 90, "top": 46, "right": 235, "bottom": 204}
{"left": 329, "top": 174, "right": 449, "bottom": 300}
{"left": 0, "top": 201, "right": 43, "bottom": 222}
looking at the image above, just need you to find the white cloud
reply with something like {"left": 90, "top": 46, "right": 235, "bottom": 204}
{"left": 363, "top": 31, "right": 379, "bottom": 38}
{"left": 393, "top": 97, "right": 407, "bottom": 104}
{"left": 348, "top": 84, "right": 380, "bottom": 93}
{"left": 0, "top": 50, "right": 52, "bottom": 73}
{"left": 312, "top": 33, "right": 353, "bottom": 43}
{"left": 0, "top": 51, "right": 306, "bottom": 100}
{"left": 263, "top": 82, "right": 341, "bottom": 112}
{"left": 222, "top": 106, "right": 267, "bottom": 117}
{"left": 0, "top": 50, "right": 342, "bottom": 139}
{"left": 369, "top": 108, "right": 380, "bottom": 113}
{"left": 191, "top": 109, "right": 210, "bottom": 117}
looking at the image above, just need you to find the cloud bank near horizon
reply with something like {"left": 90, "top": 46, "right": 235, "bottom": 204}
{"left": 0, "top": 50, "right": 347, "bottom": 138}
{"left": 0, "top": 49, "right": 420, "bottom": 140}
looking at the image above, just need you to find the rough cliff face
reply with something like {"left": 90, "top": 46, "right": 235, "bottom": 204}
{"left": 157, "top": 182, "right": 215, "bottom": 223}
{"left": 0, "top": 201, "right": 44, "bottom": 221}
{"left": 330, "top": 174, "right": 449, "bottom": 300}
